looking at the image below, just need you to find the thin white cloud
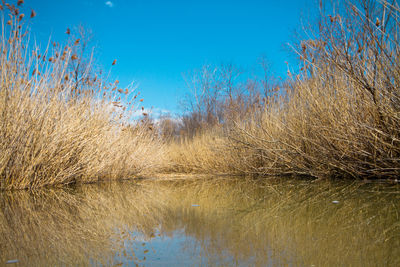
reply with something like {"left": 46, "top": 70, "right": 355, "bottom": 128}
{"left": 131, "top": 107, "right": 174, "bottom": 120}
{"left": 153, "top": 116, "right": 182, "bottom": 125}
{"left": 105, "top": 1, "right": 113, "bottom": 8}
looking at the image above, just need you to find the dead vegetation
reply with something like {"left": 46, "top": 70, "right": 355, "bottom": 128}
{"left": 0, "top": 1, "right": 163, "bottom": 190}
{"left": 162, "top": 0, "right": 400, "bottom": 180}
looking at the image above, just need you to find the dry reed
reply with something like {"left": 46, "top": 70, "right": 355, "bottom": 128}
{"left": 0, "top": 1, "right": 163, "bottom": 190}
{"left": 163, "top": 0, "right": 400, "bottom": 180}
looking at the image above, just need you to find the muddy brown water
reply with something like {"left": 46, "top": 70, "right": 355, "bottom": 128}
{"left": 0, "top": 177, "right": 399, "bottom": 266}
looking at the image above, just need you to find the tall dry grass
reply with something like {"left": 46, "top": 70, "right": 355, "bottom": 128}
{"left": 162, "top": 127, "right": 242, "bottom": 174}
{"left": 164, "top": 0, "right": 400, "bottom": 180}
{"left": 230, "top": 0, "right": 400, "bottom": 179}
{"left": 0, "top": 2, "right": 163, "bottom": 190}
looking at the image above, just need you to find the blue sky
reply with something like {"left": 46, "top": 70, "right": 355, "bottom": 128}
{"left": 22, "top": 0, "right": 315, "bottom": 115}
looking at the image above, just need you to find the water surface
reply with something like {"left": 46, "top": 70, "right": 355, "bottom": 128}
{"left": 0, "top": 177, "right": 399, "bottom": 266}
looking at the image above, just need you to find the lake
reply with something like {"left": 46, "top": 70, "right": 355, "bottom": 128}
{"left": 0, "top": 177, "right": 399, "bottom": 266}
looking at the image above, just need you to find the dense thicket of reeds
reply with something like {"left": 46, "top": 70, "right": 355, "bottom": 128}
{"left": 162, "top": 0, "right": 400, "bottom": 180}
{"left": 231, "top": 0, "right": 400, "bottom": 179}
{"left": 2, "top": 0, "right": 399, "bottom": 187}
{"left": 0, "top": 2, "right": 163, "bottom": 190}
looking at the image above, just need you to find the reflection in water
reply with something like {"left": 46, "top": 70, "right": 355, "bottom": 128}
{"left": 0, "top": 178, "right": 399, "bottom": 266}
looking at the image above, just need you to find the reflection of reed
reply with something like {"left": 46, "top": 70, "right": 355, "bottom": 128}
{"left": 148, "top": 178, "right": 400, "bottom": 267}
{"left": 0, "top": 179, "right": 399, "bottom": 266}
{"left": 0, "top": 183, "right": 169, "bottom": 266}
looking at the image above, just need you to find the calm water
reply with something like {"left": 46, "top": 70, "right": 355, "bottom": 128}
{"left": 0, "top": 177, "right": 399, "bottom": 266}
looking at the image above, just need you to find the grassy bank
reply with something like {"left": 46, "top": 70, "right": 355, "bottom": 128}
{"left": 0, "top": 2, "right": 163, "bottom": 190}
